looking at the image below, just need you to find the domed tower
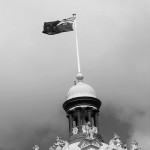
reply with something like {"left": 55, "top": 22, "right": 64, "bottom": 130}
{"left": 33, "top": 71, "right": 140, "bottom": 150}
{"left": 63, "top": 73, "right": 103, "bottom": 145}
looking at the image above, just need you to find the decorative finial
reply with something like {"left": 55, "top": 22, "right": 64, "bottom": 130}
{"left": 32, "top": 145, "right": 39, "bottom": 150}
{"left": 76, "top": 72, "right": 84, "bottom": 82}
{"left": 131, "top": 140, "right": 141, "bottom": 150}
{"left": 72, "top": 13, "right": 76, "bottom": 18}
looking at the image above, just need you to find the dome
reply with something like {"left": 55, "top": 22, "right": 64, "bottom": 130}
{"left": 67, "top": 82, "right": 96, "bottom": 100}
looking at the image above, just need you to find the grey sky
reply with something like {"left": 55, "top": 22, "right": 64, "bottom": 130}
{"left": 0, "top": 0, "right": 149, "bottom": 150}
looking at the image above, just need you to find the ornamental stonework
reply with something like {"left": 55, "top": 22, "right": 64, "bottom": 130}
{"left": 32, "top": 133, "right": 141, "bottom": 150}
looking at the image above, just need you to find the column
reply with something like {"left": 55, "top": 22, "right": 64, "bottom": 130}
{"left": 82, "top": 109, "right": 86, "bottom": 125}
{"left": 94, "top": 111, "right": 99, "bottom": 131}
{"left": 77, "top": 108, "right": 81, "bottom": 132}
{"left": 94, "top": 111, "right": 97, "bottom": 126}
{"left": 69, "top": 113, "right": 73, "bottom": 136}
{"left": 87, "top": 108, "right": 92, "bottom": 126}
{"left": 97, "top": 113, "right": 100, "bottom": 132}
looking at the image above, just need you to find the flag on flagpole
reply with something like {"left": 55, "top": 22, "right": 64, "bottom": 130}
{"left": 43, "top": 16, "right": 75, "bottom": 35}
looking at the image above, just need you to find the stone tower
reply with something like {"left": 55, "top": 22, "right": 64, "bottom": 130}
{"left": 33, "top": 73, "right": 141, "bottom": 150}
{"left": 63, "top": 73, "right": 103, "bottom": 149}
{"left": 63, "top": 72, "right": 103, "bottom": 146}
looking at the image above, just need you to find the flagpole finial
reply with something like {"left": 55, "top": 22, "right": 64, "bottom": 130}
{"left": 76, "top": 72, "right": 84, "bottom": 82}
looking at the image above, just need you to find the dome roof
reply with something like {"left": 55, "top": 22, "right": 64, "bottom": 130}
{"left": 67, "top": 81, "right": 96, "bottom": 100}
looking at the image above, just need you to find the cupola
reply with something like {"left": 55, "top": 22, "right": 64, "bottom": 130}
{"left": 63, "top": 73, "right": 103, "bottom": 143}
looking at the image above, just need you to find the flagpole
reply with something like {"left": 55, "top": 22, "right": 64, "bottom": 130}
{"left": 73, "top": 14, "right": 81, "bottom": 73}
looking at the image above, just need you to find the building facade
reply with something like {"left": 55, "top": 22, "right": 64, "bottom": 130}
{"left": 33, "top": 73, "right": 141, "bottom": 150}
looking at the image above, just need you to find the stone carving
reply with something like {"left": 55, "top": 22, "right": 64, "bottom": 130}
{"left": 109, "top": 133, "right": 122, "bottom": 149}
{"left": 83, "top": 122, "right": 98, "bottom": 139}
{"left": 93, "top": 126, "right": 98, "bottom": 134}
{"left": 71, "top": 147, "right": 81, "bottom": 150}
{"left": 82, "top": 122, "right": 98, "bottom": 135}
{"left": 56, "top": 146, "right": 62, "bottom": 150}
{"left": 99, "top": 143, "right": 109, "bottom": 150}
{"left": 82, "top": 125, "right": 86, "bottom": 133}
{"left": 38, "top": 133, "right": 141, "bottom": 150}
{"left": 131, "top": 141, "right": 141, "bottom": 150}
{"left": 32, "top": 145, "right": 39, "bottom": 150}
{"left": 123, "top": 144, "right": 127, "bottom": 150}
{"left": 49, "top": 136, "right": 68, "bottom": 150}
{"left": 49, "top": 147, "right": 54, "bottom": 150}
{"left": 72, "top": 127, "right": 78, "bottom": 135}
{"left": 107, "top": 134, "right": 142, "bottom": 150}
{"left": 62, "top": 141, "right": 69, "bottom": 150}
{"left": 88, "top": 127, "right": 95, "bottom": 139}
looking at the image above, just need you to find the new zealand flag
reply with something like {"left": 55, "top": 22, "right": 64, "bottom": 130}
{"left": 43, "top": 16, "right": 75, "bottom": 35}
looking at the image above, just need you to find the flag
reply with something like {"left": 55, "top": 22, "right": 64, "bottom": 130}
{"left": 43, "top": 16, "right": 75, "bottom": 35}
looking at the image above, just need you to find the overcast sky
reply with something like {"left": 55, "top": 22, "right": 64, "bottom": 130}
{"left": 0, "top": 0, "right": 149, "bottom": 150}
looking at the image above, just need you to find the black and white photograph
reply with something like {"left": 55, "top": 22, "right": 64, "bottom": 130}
{"left": 0, "top": 0, "right": 149, "bottom": 150}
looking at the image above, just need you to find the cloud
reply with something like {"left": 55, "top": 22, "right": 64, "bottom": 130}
{"left": 101, "top": 91, "right": 149, "bottom": 148}
{"left": 129, "top": 111, "right": 150, "bottom": 150}
{"left": 0, "top": 0, "right": 149, "bottom": 150}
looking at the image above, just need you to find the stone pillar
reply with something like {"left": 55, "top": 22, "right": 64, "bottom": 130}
{"left": 69, "top": 113, "right": 73, "bottom": 136}
{"left": 77, "top": 108, "right": 81, "bottom": 132}
{"left": 97, "top": 113, "right": 100, "bottom": 132}
{"left": 82, "top": 109, "right": 86, "bottom": 125}
{"left": 94, "top": 111, "right": 99, "bottom": 131}
{"left": 87, "top": 108, "right": 92, "bottom": 126}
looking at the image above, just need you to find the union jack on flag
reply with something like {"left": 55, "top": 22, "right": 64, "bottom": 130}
{"left": 42, "top": 15, "right": 76, "bottom": 35}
